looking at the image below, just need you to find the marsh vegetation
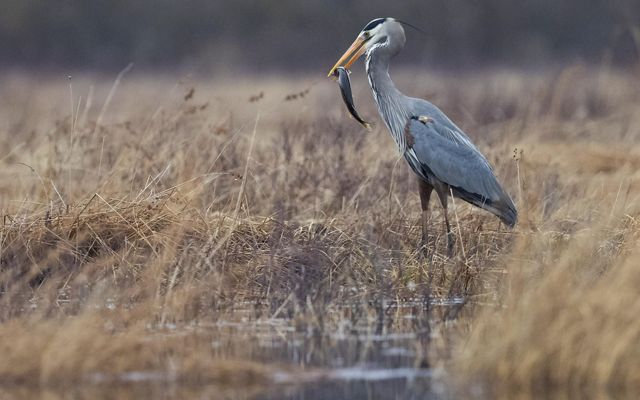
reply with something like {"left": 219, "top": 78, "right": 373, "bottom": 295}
{"left": 1, "top": 66, "right": 640, "bottom": 398}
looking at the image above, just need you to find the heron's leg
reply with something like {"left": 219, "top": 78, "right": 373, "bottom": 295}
{"left": 435, "top": 185, "right": 455, "bottom": 257}
{"left": 417, "top": 179, "right": 433, "bottom": 255}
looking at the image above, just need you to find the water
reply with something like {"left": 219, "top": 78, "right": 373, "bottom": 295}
{"left": 0, "top": 298, "right": 467, "bottom": 399}
{"left": 0, "top": 369, "right": 448, "bottom": 400}
{"left": 0, "top": 378, "right": 449, "bottom": 400}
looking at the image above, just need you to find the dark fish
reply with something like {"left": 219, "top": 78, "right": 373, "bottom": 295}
{"left": 333, "top": 67, "right": 370, "bottom": 129}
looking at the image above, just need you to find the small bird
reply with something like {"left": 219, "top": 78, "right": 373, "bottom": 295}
{"left": 328, "top": 18, "right": 517, "bottom": 255}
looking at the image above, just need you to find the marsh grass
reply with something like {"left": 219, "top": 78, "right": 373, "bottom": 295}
{"left": 1, "top": 66, "right": 640, "bottom": 395}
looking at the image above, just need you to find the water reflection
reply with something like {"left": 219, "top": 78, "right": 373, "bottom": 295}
{"left": 0, "top": 300, "right": 465, "bottom": 399}
{"left": 0, "top": 381, "right": 622, "bottom": 400}
{"left": 0, "top": 377, "right": 443, "bottom": 400}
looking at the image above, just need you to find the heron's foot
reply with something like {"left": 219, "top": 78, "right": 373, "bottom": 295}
{"left": 419, "top": 240, "right": 429, "bottom": 259}
{"left": 446, "top": 232, "right": 456, "bottom": 258}
{"left": 418, "top": 233, "right": 433, "bottom": 261}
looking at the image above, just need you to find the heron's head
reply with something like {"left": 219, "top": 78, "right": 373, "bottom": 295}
{"left": 328, "top": 17, "right": 405, "bottom": 77}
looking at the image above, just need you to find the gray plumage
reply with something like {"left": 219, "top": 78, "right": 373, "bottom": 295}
{"left": 330, "top": 17, "right": 517, "bottom": 254}
{"left": 403, "top": 113, "right": 517, "bottom": 227}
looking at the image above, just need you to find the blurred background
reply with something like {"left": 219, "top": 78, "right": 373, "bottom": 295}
{"left": 1, "top": 0, "right": 639, "bottom": 74}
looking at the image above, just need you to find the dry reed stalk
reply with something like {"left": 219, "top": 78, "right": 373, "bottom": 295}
{"left": 0, "top": 68, "right": 638, "bottom": 390}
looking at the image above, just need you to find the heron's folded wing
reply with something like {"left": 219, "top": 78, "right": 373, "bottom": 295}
{"left": 404, "top": 118, "right": 506, "bottom": 203}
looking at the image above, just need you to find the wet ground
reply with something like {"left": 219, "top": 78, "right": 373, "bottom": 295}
{"left": 0, "top": 378, "right": 448, "bottom": 400}
{"left": 0, "top": 298, "right": 467, "bottom": 399}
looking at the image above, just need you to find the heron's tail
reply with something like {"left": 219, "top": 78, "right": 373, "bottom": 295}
{"left": 451, "top": 187, "right": 518, "bottom": 228}
{"left": 492, "top": 197, "right": 517, "bottom": 228}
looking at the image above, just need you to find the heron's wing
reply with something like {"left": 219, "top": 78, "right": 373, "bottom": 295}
{"left": 404, "top": 116, "right": 517, "bottom": 226}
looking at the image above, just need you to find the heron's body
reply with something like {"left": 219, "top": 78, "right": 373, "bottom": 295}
{"left": 329, "top": 18, "right": 517, "bottom": 254}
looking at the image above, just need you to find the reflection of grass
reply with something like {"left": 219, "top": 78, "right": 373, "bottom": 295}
{"left": 1, "top": 67, "right": 640, "bottom": 393}
{"left": 0, "top": 317, "right": 273, "bottom": 386}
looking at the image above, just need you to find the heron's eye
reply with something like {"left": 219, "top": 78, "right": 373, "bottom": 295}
{"left": 363, "top": 31, "right": 371, "bottom": 39}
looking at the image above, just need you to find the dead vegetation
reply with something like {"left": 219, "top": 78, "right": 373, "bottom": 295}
{"left": 1, "top": 66, "right": 640, "bottom": 395}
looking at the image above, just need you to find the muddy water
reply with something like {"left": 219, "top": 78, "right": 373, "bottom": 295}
{"left": 0, "top": 299, "right": 466, "bottom": 399}
{"left": 260, "top": 370, "right": 444, "bottom": 400}
{"left": 0, "top": 378, "right": 445, "bottom": 400}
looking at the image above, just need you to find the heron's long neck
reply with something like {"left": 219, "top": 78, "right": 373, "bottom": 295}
{"left": 366, "top": 47, "right": 409, "bottom": 152}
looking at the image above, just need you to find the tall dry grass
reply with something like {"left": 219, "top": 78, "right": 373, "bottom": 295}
{"left": 453, "top": 66, "right": 640, "bottom": 395}
{"left": 0, "top": 65, "right": 639, "bottom": 393}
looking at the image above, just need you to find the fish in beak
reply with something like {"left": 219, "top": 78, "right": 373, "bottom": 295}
{"left": 332, "top": 67, "right": 370, "bottom": 129}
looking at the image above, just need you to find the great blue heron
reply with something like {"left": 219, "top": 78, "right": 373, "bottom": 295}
{"left": 328, "top": 17, "right": 517, "bottom": 255}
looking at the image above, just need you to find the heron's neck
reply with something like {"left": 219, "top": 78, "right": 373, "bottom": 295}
{"left": 366, "top": 47, "right": 409, "bottom": 151}
{"left": 366, "top": 51, "right": 400, "bottom": 99}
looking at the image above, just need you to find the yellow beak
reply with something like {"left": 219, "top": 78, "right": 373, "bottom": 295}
{"left": 327, "top": 37, "right": 367, "bottom": 78}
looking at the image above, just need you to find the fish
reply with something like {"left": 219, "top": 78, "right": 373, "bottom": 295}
{"left": 333, "top": 67, "right": 370, "bottom": 129}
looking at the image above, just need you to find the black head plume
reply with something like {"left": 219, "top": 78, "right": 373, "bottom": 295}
{"left": 395, "top": 19, "right": 427, "bottom": 36}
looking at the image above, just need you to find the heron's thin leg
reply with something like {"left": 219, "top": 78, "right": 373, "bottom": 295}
{"left": 418, "top": 179, "right": 433, "bottom": 255}
{"left": 435, "top": 185, "right": 454, "bottom": 257}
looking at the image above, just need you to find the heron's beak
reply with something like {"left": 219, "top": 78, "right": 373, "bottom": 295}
{"left": 327, "top": 37, "right": 367, "bottom": 78}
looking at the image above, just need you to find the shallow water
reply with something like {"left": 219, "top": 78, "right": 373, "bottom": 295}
{"left": 0, "top": 298, "right": 467, "bottom": 399}
{"left": 0, "top": 370, "right": 447, "bottom": 400}
{"left": 0, "top": 377, "right": 447, "bottom": 400}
